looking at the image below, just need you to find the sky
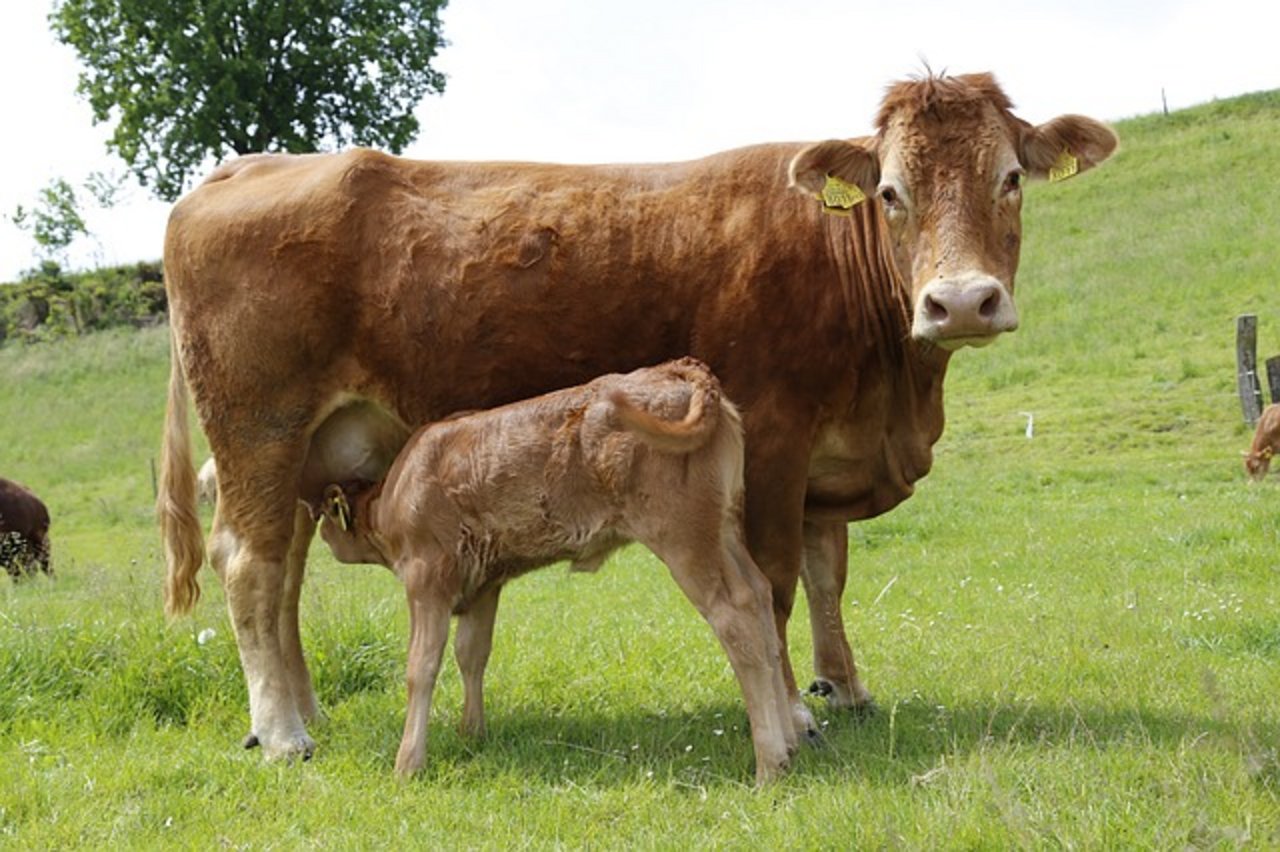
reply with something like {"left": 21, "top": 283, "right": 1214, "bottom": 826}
{"left": 1, "top": 0, "right": 1277, "bottom": 281}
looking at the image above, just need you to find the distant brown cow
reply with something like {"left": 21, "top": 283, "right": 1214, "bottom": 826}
{"left": 1244, "top": 403, "right": 1280, "bottom": 481}
{"left": 159, "top": 71, "right": 1117, "bottom": 761}
{"left": 0, "top": 477, "right": 52, "bottom": 580}
{"left": 311, "top": 359, "right": 796, "bottom": 783}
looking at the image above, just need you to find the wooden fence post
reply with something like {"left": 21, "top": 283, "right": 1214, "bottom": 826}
{"left": 1237, "top": 314, "right": 1264, "bottom": 426}
{"left": 1266, "top": 355, "right": 1280, "bottom": 406}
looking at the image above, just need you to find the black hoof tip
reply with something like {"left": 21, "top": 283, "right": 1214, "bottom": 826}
{"left": 242, "top": 733, "right": 260, "bottom": 750}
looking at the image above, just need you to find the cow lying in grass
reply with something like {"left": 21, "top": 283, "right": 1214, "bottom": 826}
{"left": 310, "top": 358, "right": 797, "bottom": 783}
{"left": 1244, "top": 403, "right": 1280, "bottom": 481}
{"left": 0, "top": 476, "right": 52, "bottom": 580}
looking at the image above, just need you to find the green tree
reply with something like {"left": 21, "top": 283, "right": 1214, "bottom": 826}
{"left": 51, "top": 0, "right": 449, "bottom": 201}
{"left": 10, "top": 179, "right": 89, "bottom": 264}
{"left": 9, "top": 171, "right": 124, "bottom": 268}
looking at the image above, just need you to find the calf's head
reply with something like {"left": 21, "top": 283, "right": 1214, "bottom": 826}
{"left": 315, "top": 481, "right": 388, "bottom": 566}
{"left": 1244, "top": 447, "right": 1273, "bottom": 482}
{"left": 790, "top": 72, "right": 1117, "bottom": 350}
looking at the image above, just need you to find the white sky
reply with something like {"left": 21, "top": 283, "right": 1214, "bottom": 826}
{"left": 1, "top": 0, "right": 1276, "bottom": 281}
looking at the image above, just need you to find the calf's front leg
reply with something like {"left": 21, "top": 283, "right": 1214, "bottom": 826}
{"left": 395, "top": 556, "right": 454, "bottom": 777}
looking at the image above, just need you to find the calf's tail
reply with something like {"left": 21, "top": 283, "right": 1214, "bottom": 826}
{"left": 610, "top": 365, "right": 721, "bottom": 454}
{"left": 158, "top": 330, "right": 205, "bottom": 617}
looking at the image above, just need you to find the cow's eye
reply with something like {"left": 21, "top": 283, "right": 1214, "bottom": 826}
{"left": 878, "top": 186, "right": 898, "bottom": 206}
{"left": 1003, "top": 170, "right": 1023, "bottom": 194}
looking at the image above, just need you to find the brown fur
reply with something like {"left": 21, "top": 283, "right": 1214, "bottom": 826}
{"left": 0, "top": 477, "right": 52, "bottom": 580}
{"left": 317, "top": 359, "right": 795, "bottom": 783}
{"left": 1245, "top": 403, "right": 1280, "bottom": 481}
{"left": 158, "top": 71, "right": 1116, "bottom": 761}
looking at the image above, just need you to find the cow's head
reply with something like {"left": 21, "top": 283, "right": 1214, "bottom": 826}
{"left": 789, "top": 72, "right": 1117, "bottom": 350}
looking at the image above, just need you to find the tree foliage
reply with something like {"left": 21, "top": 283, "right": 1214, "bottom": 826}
{"left": 10, "top": 179, "right": 88, "bottom": 262}
{"left": 51, "top": 0, "right": 449, "bottom": 200}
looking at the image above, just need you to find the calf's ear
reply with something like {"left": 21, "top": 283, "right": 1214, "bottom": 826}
{"left": 1020, "top": 115, "right": 1118, "bottom": 182}
{"left": 788, "top": 139, "right": 880, "bottom": 213}
{"left": 322, "top": 484, "right": 353, "bottom": 531}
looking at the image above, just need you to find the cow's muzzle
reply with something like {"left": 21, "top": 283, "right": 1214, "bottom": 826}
{"left": 911, "top": 273, "right": 1019, "bottom": 350}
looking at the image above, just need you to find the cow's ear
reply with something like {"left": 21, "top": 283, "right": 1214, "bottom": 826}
{"left": 1020, "top": 115, "right": 1117, "bottom": 183}
{"left": 788, "top": 139, "right": 879, "bottom": 213}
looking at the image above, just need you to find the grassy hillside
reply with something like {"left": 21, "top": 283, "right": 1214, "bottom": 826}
{"left": 2, "top": 92, "right": 1279, "bottom": 847}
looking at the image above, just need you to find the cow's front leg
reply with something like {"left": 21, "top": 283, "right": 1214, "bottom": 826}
{"left": 741, "top": 433, "right": 821, "bottom": 745}
{"left": 802, "top": 519, "right": 874, "bottom": 712}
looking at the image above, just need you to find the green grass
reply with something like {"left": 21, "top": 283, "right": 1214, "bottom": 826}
{"left": 3, "top": 92, "right": 1280, "bottom": 847}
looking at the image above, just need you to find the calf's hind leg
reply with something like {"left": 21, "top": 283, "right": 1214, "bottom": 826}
{"left": 454, "top": 585, "right": 500, "bottom": 739}
{"left": 659, "top": 540, "right": 793, "bottom": 785}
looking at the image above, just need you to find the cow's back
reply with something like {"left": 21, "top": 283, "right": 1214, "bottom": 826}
{"left": 165, "top": 146, "right": 843, "bottom": 433}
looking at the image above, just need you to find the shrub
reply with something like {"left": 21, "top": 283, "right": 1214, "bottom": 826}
{"left": 0, "top": 260, "right": 167, "bottom": 345}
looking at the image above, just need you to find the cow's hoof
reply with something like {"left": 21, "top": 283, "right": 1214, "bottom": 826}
{"left": 809, "top": 678, "right": 877, "bottom": 715}
{"left": 807, "top": 679, "right": 835, "bottom": 698}
{"left": 259, "top": 732, "right": 316, "bottom": 762}
{"left": 242, "top": 733, "right": 260, "bottom": 750}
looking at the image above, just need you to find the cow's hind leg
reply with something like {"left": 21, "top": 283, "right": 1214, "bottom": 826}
{"left": 395, "top": 555, "right": 454, "bottom": 777}
{"left": 658, "top": 538, "right": 793, "bottom": 785}
{"left": 454, "top": 585, "right": 500, "bottom": 739}
{"left": 212, "top": 471, "right": 315, "bottom": 761}
{"left": 802, "top": 520, "right": 874, "bottom": 713}
{"left": 280, "top": 506, "right": 320, "bottom": 722}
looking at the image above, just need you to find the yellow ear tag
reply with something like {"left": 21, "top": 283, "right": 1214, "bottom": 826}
{"left": 1048, "top": 150, "right": 1079, "bottom": 183}
{"left": 819, "top": 174, "right": 866, "bottom": 215}
{"left": 329, "top": 493, "right": 352, "bottom": 531}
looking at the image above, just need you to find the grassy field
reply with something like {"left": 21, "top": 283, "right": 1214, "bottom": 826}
{"left": 3, "top": 92, "right": 1280, "bottom": 848}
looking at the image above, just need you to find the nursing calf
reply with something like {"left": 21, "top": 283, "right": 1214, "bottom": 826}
{"left": 312, "top": 359, "right": 797, "bottom": 783}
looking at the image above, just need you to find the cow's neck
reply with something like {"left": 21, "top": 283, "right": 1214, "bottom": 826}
{"left": 804, "top": 209, "right": 953, "bottom": 521}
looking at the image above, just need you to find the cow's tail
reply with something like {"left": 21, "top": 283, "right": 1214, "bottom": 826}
{"left": 610, "top": 366, "right": 721, "bottom": 454}
{"left": 158, "top": 329, "right": 204, "bottom": 617}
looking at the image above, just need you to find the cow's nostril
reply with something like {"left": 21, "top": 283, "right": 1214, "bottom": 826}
{"left": 979, "top": 290, "right": 1000, "bottom": 319}
{"left": 925, "top": 294, "right": 948, "bottom": 323}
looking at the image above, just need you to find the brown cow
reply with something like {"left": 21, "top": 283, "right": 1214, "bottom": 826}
{"left": 310, "top": 358, "right": 795, "bottom": 782}
{"left": 158, "top": 72, "right": 1117, "bottom": 762}
{"left": 0, "top": 477, "right": 52, "bottom": 580}
{"left": 1244, "top": 403, "right": 1280, "bottom": 481}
